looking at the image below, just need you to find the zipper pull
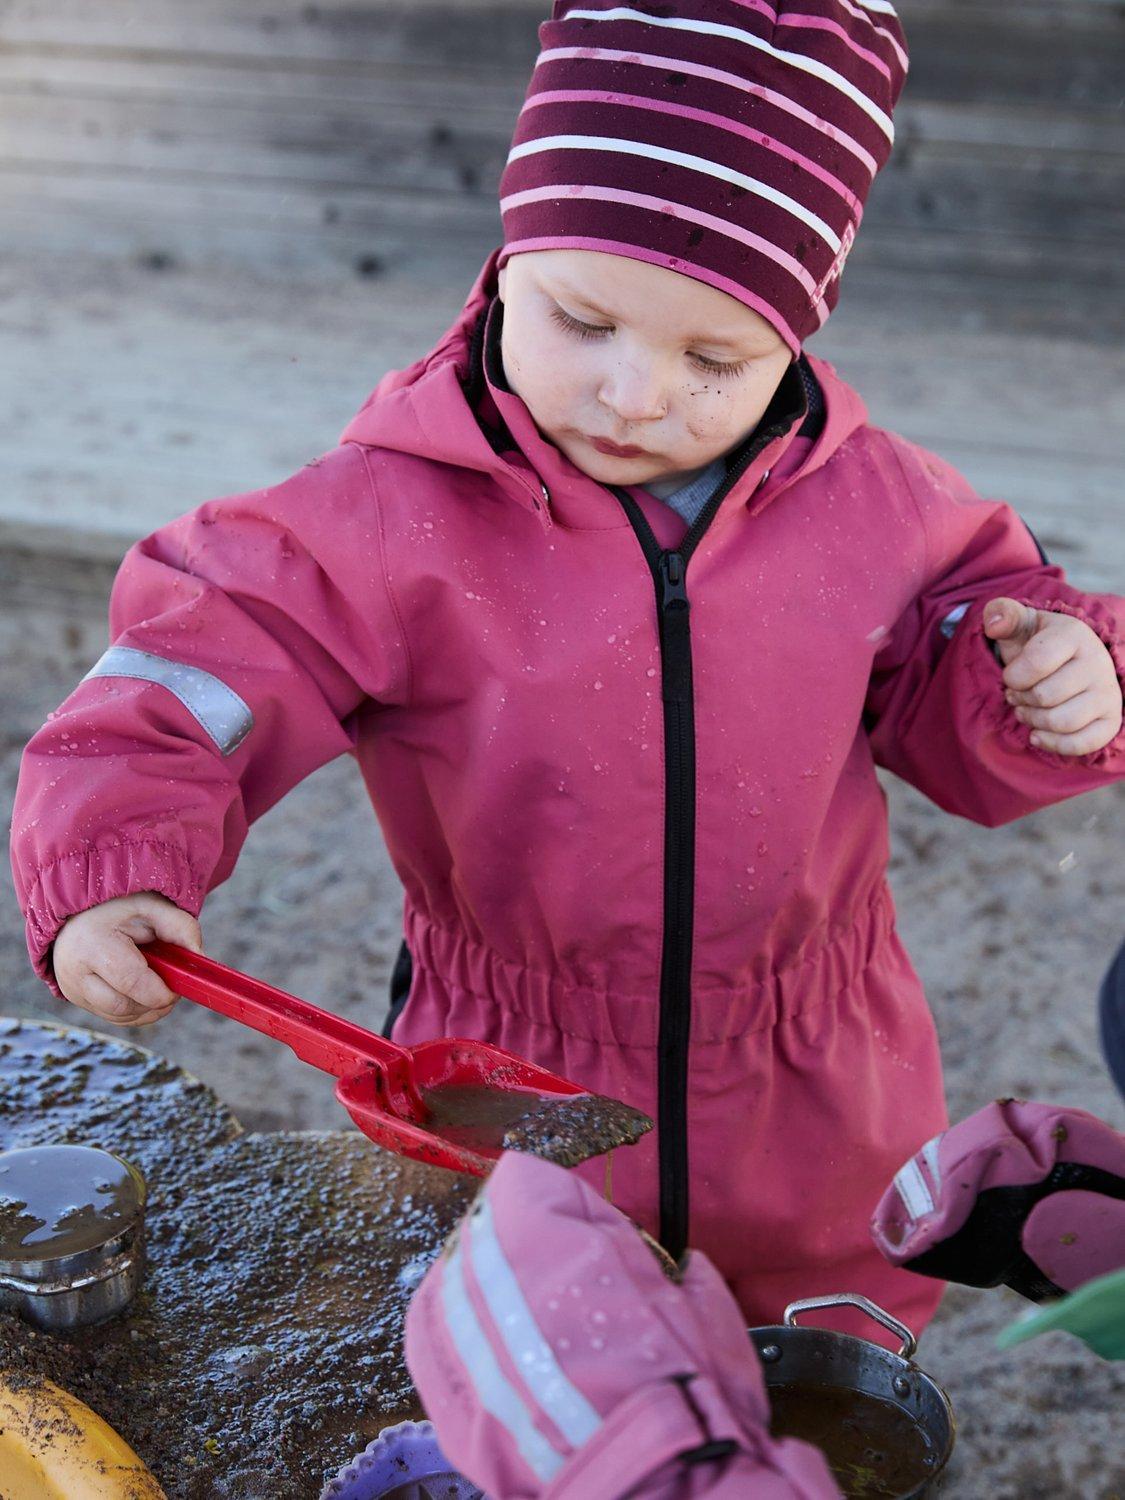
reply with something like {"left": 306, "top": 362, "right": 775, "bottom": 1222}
{"left": 661, "top": 552, "right": 689, "bottom": 611}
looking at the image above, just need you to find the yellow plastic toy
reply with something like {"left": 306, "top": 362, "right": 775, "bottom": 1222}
{"left": 0, "top": 1373, "right": 165, "bottom": 1499}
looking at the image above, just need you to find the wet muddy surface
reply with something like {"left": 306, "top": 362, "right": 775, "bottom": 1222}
{"left": 500, "top": 1090, "right": 653, "bottom": 1166}
{"left": 0, "top": 1019, "right": 474, "bottom": 1497}
{"left": 421, "top": 1081, "right": 653, "bottom": 1168}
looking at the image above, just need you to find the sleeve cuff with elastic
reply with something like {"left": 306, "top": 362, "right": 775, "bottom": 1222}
{"left": 23, "top": 839, "right": 205, "bottom": 996}
{"left": 961, "top": 595, "right": 1125, "bottom": 771}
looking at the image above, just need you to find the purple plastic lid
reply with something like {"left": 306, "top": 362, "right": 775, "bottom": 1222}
{"left": 319, "top": 1420, "right": 487, "bottom": 1500}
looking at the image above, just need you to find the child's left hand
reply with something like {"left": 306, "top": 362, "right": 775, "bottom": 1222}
{"left": 984, "top": 597, "right": 1123, "bottom": 755}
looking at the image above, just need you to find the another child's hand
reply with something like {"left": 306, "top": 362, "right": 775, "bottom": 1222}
{"left": 984, "top": 597, "right": 1124, "bottom": 755}
{"left": 52, "top": 892, "right": 203, "bottom": 1027}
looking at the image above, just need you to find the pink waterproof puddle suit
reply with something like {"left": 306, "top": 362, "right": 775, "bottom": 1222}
{"left": 12, "top": 250, "right": 1125, "bottom": 1336}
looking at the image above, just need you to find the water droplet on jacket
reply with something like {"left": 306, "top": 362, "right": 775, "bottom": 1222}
{"left": 646, "top": 667, "right": 657, "bottom": 678}
{"left": 593, "top": 680, "right": 603, "bottom": 691}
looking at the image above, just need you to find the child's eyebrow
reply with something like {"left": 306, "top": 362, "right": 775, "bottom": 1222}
{"left": 546, "top": 280, "right": 764, "bottom": 354}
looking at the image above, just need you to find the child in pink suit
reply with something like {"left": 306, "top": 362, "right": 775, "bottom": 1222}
{"left": 11, "top": 1, "right": 1125, "bottom": 1338}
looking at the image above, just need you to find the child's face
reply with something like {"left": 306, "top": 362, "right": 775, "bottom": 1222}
{"left": 497, "top": 249, "right": 793, "bottom": 488}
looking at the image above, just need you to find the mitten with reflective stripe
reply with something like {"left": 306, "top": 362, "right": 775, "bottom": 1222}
{"left": 871, "top": 1100, "right": 1125, "bottom": 1301}
{"left": 405, "top": 1152, "right": 838, "bottom": 1500}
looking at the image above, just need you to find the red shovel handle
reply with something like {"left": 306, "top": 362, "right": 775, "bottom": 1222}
{"left": 144, "top": 940, "right": 411, "bottom": 1082}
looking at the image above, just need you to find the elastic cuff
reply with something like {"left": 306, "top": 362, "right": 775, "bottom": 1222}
{"left": 1016, "top": 597, "right": 1125, "bottom": 765}
{"left": 964, "top": 596, "right": 1125, "bottom": 769}
{"left": 24, "top": 840, "right": 204, "bottom": 996}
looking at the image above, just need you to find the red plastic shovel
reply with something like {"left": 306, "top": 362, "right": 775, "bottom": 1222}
{"left": 144, "top": 940, "right": 597, "bottom": 1177}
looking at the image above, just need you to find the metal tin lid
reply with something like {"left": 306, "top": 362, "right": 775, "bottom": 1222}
{"left": 0, "top": 1145, "right": 146, "bottom": 1272}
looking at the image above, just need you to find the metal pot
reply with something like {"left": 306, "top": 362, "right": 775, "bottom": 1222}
{"left": 749, "top": 1292, "right": 955, "bottom": 1499}
{"left": 0, "top": 1144, "right": 147, "bottom": 1330}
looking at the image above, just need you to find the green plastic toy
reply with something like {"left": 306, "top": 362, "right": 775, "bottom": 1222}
{"left": 996, "top": 1268, "right": 1125, "bottom": 1362}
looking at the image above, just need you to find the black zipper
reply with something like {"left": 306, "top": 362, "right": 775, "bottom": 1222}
{"left": 471, "top": 289, "right": 811, "bottom": 1253}
{"left": 610, "top": 401, "right": 802, "bottom": 1258}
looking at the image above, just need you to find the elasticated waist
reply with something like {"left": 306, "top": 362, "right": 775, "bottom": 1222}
{"left": 404, "top": 882, "right": 896, "bottom": 1049}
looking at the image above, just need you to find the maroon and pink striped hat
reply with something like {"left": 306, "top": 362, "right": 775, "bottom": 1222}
{"left": 497, "top": 0, "right": 909, "bottom": 353}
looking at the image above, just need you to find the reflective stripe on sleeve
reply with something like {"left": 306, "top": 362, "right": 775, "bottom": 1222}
{"left": 468, "top": 1198, "right": 601, "bottom": 1450}
{"left": 83, "top": 646, "right": 253, "bottom": 756}
{"left": 893, "top": 1157, "right": 934, "bottom": 1222}
{"left": 921, "top": 1134, "right": 943, "bottom": 1194}
{"left": 439, "top": 1239, "right": 564, "bottom": 1483}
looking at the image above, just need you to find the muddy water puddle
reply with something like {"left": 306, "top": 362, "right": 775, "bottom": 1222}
{"left": 421, "top": 1082, "right": 652, "bottom": 1167}
{"left": 769, "top": 1382, "right": 939, "bottom": 1497}
{"left": 0, "top": 1019, "right": 473, "bottom": 1497}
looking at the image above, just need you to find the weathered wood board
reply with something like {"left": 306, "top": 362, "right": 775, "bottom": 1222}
{"left": 0, "top": 0, "right": 1121, "bottom": 580}
{"left": 2, "top": 0, "right": 1124, "bottom": 284}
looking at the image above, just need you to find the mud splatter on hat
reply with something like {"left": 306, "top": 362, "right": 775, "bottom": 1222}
{"left": 497, "top": 0, "right": 909, "bottom": 353}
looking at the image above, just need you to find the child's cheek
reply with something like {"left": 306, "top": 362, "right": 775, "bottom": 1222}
{"left": 684, "top": 390, "right": 743, "bottom": 444}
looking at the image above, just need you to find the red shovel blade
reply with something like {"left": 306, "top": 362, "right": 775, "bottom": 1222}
{"left": 144, "top": 941, "right": 589, "bottom": 1176}
{"left": 346, "top": 1036, "right": 587, "bottom": 1176}
{"left": 334, "top": 1067, "right": 583, "bottom": 1177}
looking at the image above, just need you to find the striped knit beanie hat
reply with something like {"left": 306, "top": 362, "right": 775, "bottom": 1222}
{"left": 497, "top": 0, "right": 909, "bottom": 354}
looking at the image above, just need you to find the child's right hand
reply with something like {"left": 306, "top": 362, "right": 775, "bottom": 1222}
{"left": 52, "top": 892, "right": 203, "bottom": 1028}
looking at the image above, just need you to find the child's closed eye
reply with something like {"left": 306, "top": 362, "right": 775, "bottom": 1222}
{"left": 547, "top": 303, "right": 748, "bottom": 380}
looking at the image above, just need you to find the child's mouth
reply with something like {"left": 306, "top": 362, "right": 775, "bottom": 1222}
{"left": 586, "top": 436, "right": 649, "bottom": 458}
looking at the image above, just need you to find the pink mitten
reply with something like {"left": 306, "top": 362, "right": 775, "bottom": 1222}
{"left": 872, "top": 1100, "right": 1125, "bottom": 1300}
{"left": 406, "top": 1152, "right": 837, "bottom": 1500}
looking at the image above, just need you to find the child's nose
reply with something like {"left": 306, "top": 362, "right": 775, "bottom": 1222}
{"left": 598, "top": 363, "right": 669, "bottom": 424}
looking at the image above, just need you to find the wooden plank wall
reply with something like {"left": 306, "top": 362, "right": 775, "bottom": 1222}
{"left": 1, "top": 0, "right": 1123, "bottom": 308}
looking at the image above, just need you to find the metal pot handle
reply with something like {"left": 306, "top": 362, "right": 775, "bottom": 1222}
{"left": 782, "top": 1293, "right": 917, "bottom": 1360}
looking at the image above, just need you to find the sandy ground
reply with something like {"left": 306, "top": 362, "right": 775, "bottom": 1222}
{"left": 3, "top": 587, "right": 1124, "bottom": 1497}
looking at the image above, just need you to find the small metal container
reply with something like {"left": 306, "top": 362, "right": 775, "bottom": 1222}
{"left": 0, "top": 1144, "right": 147, "bottom": 1329}
{"left": 750, "top": 1292, "right": 955, "bottom": 1499}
